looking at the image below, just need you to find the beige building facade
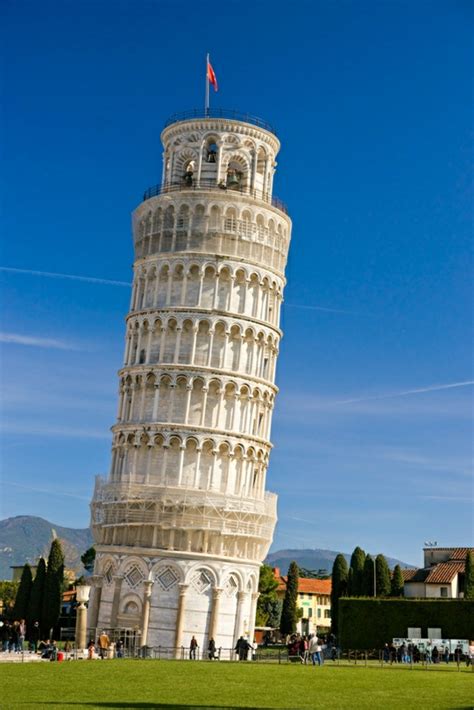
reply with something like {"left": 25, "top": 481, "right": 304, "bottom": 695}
{"left": 88, "top": 110, "right": 292, "bottom": 651}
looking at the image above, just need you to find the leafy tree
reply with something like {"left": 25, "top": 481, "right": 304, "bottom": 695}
{"left": 0, "top": 581, "right": 19, "bottom": 618}
{"left": 12, "top": 564, "right": 33, "bottom": 620}
{"left": 81, "top": 546, "right": 96, "bottom": 574}
{"left": 362, "top": 555, "right": 375, "bottom": 596}
{"left": 390, "top": 564, "right": 404, "bottom": 597}
{"left": 330, "top": 553, "right": 348, "bottom": 636}
{"left": 375, "top": 554, "right": 391, "bottom": 597}
{"left": 256, "top": 564, "right": 280, "bottom": 626}
{"left": 280, "top": 561, "right": 299, "bottom": 635}
{"left": 465, "top": 550, "right": 474, "bottom": 600}
{"left": 27, "top": 557, "right": 46, "bottom": 632}
{"left": 348, "top": 547, "right": 366, "bottom": 596}
{"left": 41, "top": 539, "right": 65, "bottom": 636}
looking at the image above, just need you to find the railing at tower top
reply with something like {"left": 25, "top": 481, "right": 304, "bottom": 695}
{"left": 142, "top": 180, "right": 288, "bottom": 215}
{"left": 163, "top": 108, "right": 277, "bottom": 135}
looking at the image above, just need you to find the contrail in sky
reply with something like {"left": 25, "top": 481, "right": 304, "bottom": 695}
{"left": 0, "top": 332, "right": 77, "bottom": 350}
{"left": 0, "top": 266, "right": 130, "bottom": 287}
{"left": 284, "top": 303, "right": 365, "bottom": 315}
{"left": 2, "top": 266, "right": 361, "bottom": 313}
{"left": 336, "top": 380, "right": 474, "bottom": 404}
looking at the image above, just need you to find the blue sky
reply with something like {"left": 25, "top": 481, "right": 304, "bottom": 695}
{"left": 1, "top": 0, "right": 472, "bottom": 566}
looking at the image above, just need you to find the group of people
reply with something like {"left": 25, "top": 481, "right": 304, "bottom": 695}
{"left": 287, "top": 634, "right": 329, "bottom": 665}
{"left": 0, "top": 619, "right": 41, "bottom": 654}
{"left": 382, "top": 642, "right": 466, "bottom": 664}
{"left": 188, "top": 635, "right": 254, "bottom": 661}
{"left": 86, "top": 631, "right": 124, "bottom": 659}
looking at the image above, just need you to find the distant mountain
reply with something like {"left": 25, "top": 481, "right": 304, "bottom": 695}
{"left": 266, "top": 548, "right": 415, "bottom": 574}
{"left": 0, "top": 516, "right": 93, "bottom": 580}
{"left": 0, "top": 517, "right": 415, "bottom": 582}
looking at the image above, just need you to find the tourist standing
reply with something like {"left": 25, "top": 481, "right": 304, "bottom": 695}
{"left": 208, "top": 637, "right": 216, "bottom": 660}
{"left": 189, "top": 636, "right": 198, "bottom": 660}
{"left": 98, "top": 631, "right": 110, "bottom": 659}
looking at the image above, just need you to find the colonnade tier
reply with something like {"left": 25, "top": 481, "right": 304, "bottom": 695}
{"left": 116, "top": 369, "right": 274, "bottom": 440}
{"left": 91, "top": 476, "right": 277, "bottom": 562}
{"left": 108, "top": 426, "right": 271, "bottom": 498}
{"left": 123, "top": 315, "right": 279, "bottom": 384}
{"left": 132, "top": 194, "right": 290, "bottom": 276}
{"left": 129, "top": 258, "right": 284, "bottom": 330}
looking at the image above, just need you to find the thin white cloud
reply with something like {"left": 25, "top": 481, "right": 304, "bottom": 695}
{"left": 3, "top": 480, "right": 90, "bottom": 501}
{"left": 0, "top": 266, "right": 130, "bottom": 287}
{"left": 0, "top": 332, "right": 77, "bottom": 350}
{"left": 1, "top": 421, "right": 110, "bottom": 439}
{"left": 335, "top": 380, "right": 474, "bottom": 405}
{"left": 285, "top": 302, "right": 366, "bottom": 315}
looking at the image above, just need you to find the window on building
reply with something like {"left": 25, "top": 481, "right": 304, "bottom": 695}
{"left": 324, "top": 609, "right": 331, "bottom": 618}
{"left": 317, "top": 608, "right": 321, "bottom": 618}
{"left": 440, "top": 587, "right": 448, "bottom": 598}
{"left": 307, "top": 608, "right": 312, "bottom": 618}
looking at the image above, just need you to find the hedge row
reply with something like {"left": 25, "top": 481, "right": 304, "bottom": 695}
{"left": 338, "top": 598, "right": 474, "bottom": 649}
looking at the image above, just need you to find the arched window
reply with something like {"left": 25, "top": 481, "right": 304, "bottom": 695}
{"left": 207, "top": 142, "right": 218, "bottom": 162}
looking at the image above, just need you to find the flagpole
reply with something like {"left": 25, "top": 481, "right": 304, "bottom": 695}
{"left": 205, "top": 53, "right": 210, "bottom": 116}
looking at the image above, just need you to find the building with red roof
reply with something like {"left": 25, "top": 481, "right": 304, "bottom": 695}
{"left": 273, "top": 568, "right": 332, "bottom": 635}
{"left": 404, "top": 547, "right": 472, "bottom": 598}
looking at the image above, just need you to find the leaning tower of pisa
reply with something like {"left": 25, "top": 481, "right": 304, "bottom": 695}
{"left": 88, "top": 109, "right": 292, "bottom": 651}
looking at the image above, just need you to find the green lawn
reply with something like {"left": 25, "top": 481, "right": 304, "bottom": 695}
{"left": 1, "top": 660, "right": 472, "bottom": 710}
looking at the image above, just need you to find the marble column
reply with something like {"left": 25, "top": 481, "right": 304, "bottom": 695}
{"left": 208, "top": 587, "right": 223, "bottom": 643}
{"left": 174, "top": 584, "right": 189, "bottom": 658}
{"left": 140, "top": 577, "right": 154, "bottom": 647}
{"left": 87, "top": 575, "right": 103, "bottom": 633}
{"left": 248, "top": 592, "right": 260, "bottom": 645}
{"left": 233, "top": 590, "right": 248, "bottom": 647}
{"left": 110, "top": 575, "right": 124, "bottom": 627}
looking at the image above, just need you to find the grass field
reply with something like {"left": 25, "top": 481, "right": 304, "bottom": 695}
{"left": 1, "top": 660, "right": 472, "bottom": 710}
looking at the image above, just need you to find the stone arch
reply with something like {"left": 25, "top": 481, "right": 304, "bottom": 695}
{"left": 201, "top": 265, "right": 216, "bottom": 309}
{"left": 152, "top": 561, "right": 183, "bottom": 591}
{"left": 189, "top": 377, "right": 205, "bottom": 426}
{"left": 195, "top": 319, "right": 211, "bottom": 366}
{"left": 162, "top": 205, "right": 175, "bottom": 252}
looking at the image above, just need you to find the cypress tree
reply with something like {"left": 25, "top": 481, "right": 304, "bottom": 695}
{"left": 280, "top": 561, "right": 299, "bottom": 635}
{"left": 330, "top": 553, "right": 348, "bottom": 636}
{"left": 375, "top": 554, "right": 391, "bottom": 597}
{"left": 12, "top": 564, "right": 33, "bottom": 620}
{"left": 27, "top": 557, "right": 46, "bottom": 633}
{"left": 362, "top": 554, "right": 375, "bottom": 596}
{"left": 349, "top": 547, "right": 366, "bottom": 596}
{"left": 464, "top": 550, "right": 474, "bottom": 600}
{"left": 390, "top": 564, "right": 404, "bottom": 597}
{"left": 41, "top": 539, "right": 65, "bottom": 637}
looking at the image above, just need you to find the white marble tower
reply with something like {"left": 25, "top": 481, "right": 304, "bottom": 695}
{"left": 89, "top": 110, "right": 292, "bottom": 652}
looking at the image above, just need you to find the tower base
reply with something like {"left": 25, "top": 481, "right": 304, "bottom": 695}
{"left": 89, "top": 548, "right": 260, "bottom": 653}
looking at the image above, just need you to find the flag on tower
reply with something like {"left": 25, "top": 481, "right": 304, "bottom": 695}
{"left": 207, "top": 60, "right": 218, "bottom": 92}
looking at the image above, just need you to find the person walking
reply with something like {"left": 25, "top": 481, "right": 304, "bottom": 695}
{"left": 443, "top": 645, "right": 450, "bottom": 664}
{"left": 308, "top": 635, "right": 319, "bottom": 665}
{"left": 189, "top": 636, "right": 198, "bottom": 660}
{"left": 115, "top": 638, "right": 124, "bottom": 658}
{"left": 208, "top": 637, "right": 216, "bottom": 660}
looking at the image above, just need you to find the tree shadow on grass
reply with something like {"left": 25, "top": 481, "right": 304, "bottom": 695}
{"left": 44, "top": 704, "right": 285, "bottom": 710}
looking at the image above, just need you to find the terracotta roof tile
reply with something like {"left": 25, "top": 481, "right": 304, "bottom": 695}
{"left": 449, "top": 548, "right": 474, "bottom": 560}
{"left": 425, "top": 561, "right": 465, "bottom": 584}
{"left": 276, "top": 576, "right": 331, "bottom": 595}
{"left": 404, "top": 568, "right": 430, "bottom": 584}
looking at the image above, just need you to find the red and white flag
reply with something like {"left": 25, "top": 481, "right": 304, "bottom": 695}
{"left": 207, "top": 60, "right": 218, "bottom": 92}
